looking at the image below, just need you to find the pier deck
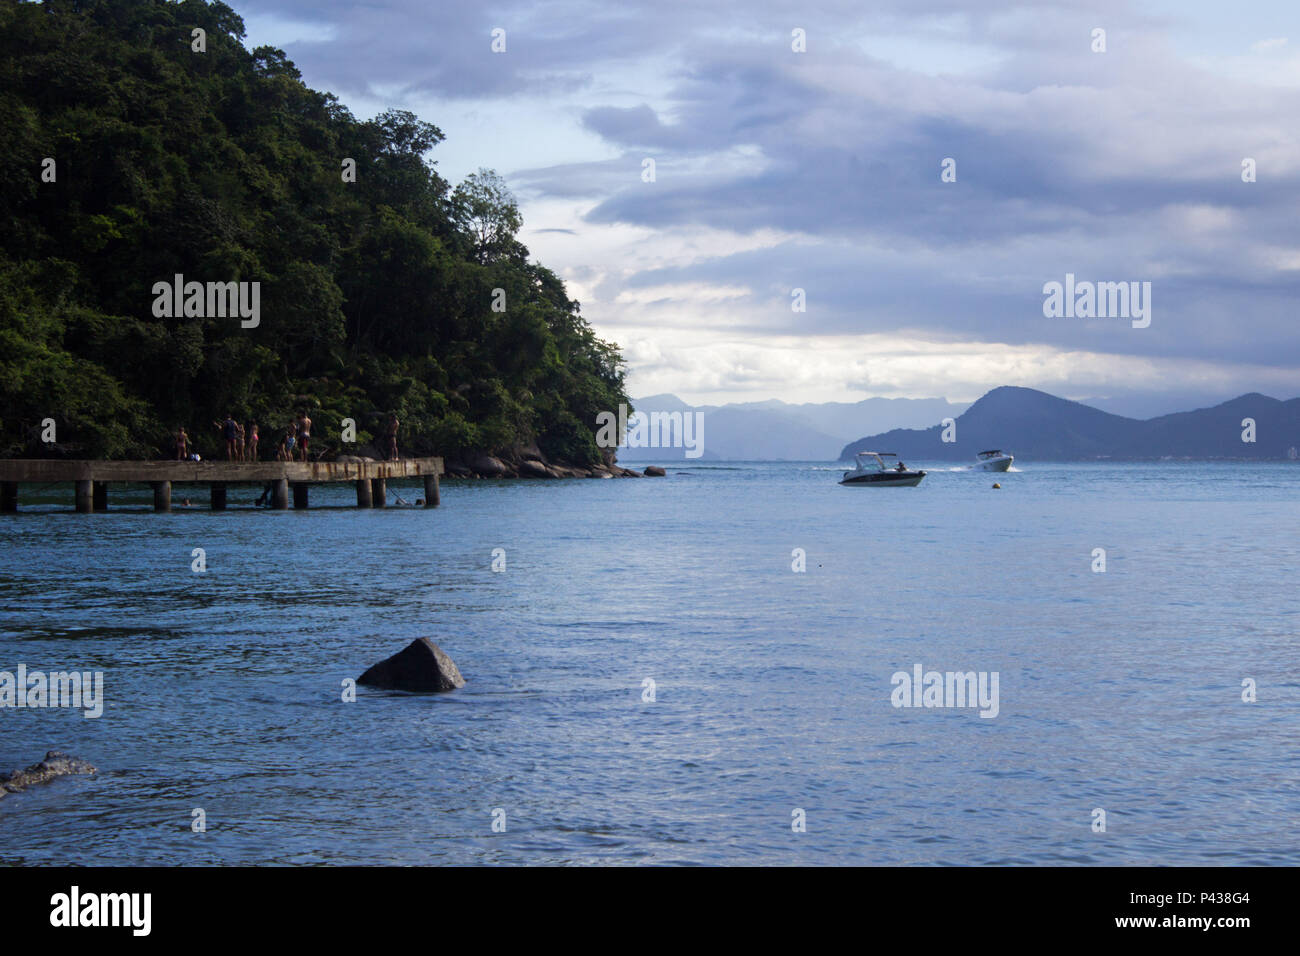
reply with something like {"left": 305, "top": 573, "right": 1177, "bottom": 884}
{"left": 0, "top": 458, "right": 443, "bottom": 512}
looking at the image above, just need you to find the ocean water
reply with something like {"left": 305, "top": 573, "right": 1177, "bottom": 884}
{"left": 1, "top": 461, "right": 1297, "bottom": 866}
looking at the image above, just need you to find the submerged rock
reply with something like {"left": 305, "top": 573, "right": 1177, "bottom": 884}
{"left": 357, "top": 638, "right": 466, "bottom": 693}
{"left": 1, "top": 751, "right": 96, "bottom": 798}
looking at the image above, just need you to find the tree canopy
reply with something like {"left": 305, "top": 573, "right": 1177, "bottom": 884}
{"left": 0, "top": 0, "right": 628, "bottom": 464}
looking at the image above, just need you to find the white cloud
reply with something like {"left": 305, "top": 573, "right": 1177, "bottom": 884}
{"left": 247, "top": 0, "right": 1300, "bottom": 406}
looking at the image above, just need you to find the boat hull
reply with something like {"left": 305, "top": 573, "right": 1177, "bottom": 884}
{"left": 840, "top": 471, "right": 926, "bottom": 487}
{"left": 975, "top": 456, "right": 1013, "bottom": 472}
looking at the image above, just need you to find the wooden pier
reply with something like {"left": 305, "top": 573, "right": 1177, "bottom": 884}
{"left": 0, "top": 458, "right": 443, "bottom": 512}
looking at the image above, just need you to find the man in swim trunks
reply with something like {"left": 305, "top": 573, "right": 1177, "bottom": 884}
{"left": 175, "top": 427, "right": 188, "bottom": 461}
{"left": 215, "top": 413, "right": 239, "bottom": 460}
{"left": 295, "top": 410, "right": 312, "bottom": 461}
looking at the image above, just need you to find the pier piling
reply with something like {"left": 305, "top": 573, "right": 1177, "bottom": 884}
{"left": 211, "top": 483, "right": 227, "bottom": 511}
{"left": 0, "top": 481, "right": 16, "bottom": 513}
{"left": 152, "top": 481, "right": 171, "bottom": 512}
{"left": 93, "top": 481, "right": 107, "bottom": 512}
{"left": 424, "top": 474, "right": 440, "bottom": 507}
{"left": 292, "top": 482, "right": 309, "bottom": 510}
{"left": 271, "top": 478, "right": 289, "bottom": 510}
{"left": 371, "top": 478, "right": 386, "bottom": 508}
{"left": 75, "top": 480, "right": 93, "bottom": 513}
{"left": 356, "top": 478, "right": 372, "bottom": 508}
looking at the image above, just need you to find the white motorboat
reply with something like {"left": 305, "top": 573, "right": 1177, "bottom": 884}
{"left": 974, "top": 449, "right": 1013, "bottom": 472}
{"left": 840, "top": 452, "right": 926, "bottom": 487}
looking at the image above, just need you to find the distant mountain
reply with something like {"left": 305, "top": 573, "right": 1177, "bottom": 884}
{"left": 619, "top": 394, "right": 968, "bottom": 461}
{"left": 1079, "top": 391, "right": 1241, "bottom": 421}
{"left": 839, "top": 387, "right": 1300, "bottom": 461}
{"left": 713, "top": 396, "right": 969, "bottom": 446}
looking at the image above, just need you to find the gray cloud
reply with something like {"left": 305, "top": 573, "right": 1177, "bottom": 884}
{"left": 244, "top": 0, "right": 1300, "bottom": 394}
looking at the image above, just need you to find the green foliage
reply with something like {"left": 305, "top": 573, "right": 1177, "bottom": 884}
{"left": 451, "top": 169, "right": 526, "bottom": 264}
{"left": 0, "top": 0, "right": 627, "bottom": 462}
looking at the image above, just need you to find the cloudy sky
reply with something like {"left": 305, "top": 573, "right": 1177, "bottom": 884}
{"left": 242, "top": 0, "right": 1300, "bottom": 415}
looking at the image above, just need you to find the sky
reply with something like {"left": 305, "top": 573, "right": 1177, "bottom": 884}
{"left": 240, "top": 0, "right": 1300, "bottom": 414}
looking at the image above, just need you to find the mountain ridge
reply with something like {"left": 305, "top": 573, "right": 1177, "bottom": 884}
{"left": 840, "top": 386, "right": 1300, "bottom": 461}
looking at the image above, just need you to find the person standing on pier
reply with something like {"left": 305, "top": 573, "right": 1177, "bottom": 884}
{"left": 245, "top": 422, "right": 259, "bottom": 462}
{"left": 278, "top": 422, "right": 296, "bottom": 461}
{"left": 234, "top": 420, "right": 246, "bottom": 461}
{"left": 174, "top": 427, "right": 189, "bottom": 461}
{"left": 295, "top": 410, "right": 312, "bottom": 461}
{"left": 384, "top": 414, "right": 400, "bottom": 461}
{"left": 216, "top": 414, "right": 239, "bottom": 461}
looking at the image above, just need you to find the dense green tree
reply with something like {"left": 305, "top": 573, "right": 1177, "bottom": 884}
{"left": 452, "top": 169, "right": 526, "bottom": 265}
{"left": 0, "top": 0, "right": 627, "bottom": 465}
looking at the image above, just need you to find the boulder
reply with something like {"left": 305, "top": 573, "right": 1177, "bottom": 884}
{"left": 445, "top": 462, "right": 472, "bottom": 477}
{"left": 518, "top": 459, "right": 552, "bottom": 479}
{"left": 643, "top": 465, "right": 666, "bottom": 477}
{"left": 1, "top": 751, "right": 96, "bottom": 798}
{"left": 516, "top": 442, "right": 547, "bottom": 463}
{"left": 470, "top": 454, "right": 509, "bottom": 477}
{"left": 357, "top": 638, "right": 466, "bottom": 693}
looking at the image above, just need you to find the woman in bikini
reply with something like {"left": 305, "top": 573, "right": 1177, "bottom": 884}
{"left": 245, "top": 422, "right": 259, "bottom": 462}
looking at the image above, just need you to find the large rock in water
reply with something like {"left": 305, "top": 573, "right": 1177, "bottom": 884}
{"left": 357, "top": 638, "right": 466, "bottom": 692}
{"left": 643, "top": 465, "right": 666, "bottom": 476}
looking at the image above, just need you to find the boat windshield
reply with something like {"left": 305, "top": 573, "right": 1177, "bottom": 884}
{"left": 854, "top": 453, "right": 889, "bottom": 471}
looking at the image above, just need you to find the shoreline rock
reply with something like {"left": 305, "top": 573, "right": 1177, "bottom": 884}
{"left": 443, "top": 447, "right": 650, "bottom": 481}
{"left": 469, "top": 454, "right": 510, "bottom": 478}
{"left": 1, "top": 751, "right": 96, "bottom": 798}
{"left": 518, "top": 459, "right": 552, "bottom": 479}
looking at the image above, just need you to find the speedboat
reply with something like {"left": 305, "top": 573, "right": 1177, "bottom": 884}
{"left": 840, "top": 452, "right": 926, "bottom": 487}
{"left": 973, "top": 449, "right": 1013, "bottom": 472}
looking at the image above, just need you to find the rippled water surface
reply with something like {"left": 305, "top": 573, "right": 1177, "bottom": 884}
{"left": 1, "top": 461, "right": 1297, "bottom": 864}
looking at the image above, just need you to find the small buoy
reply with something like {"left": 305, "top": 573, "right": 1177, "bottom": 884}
{"left": 992, "top": 482, "right": 1001, "bottom": 489}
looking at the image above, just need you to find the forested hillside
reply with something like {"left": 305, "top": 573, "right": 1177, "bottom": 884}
{"left": 0, "top": 0, "right": 628, "bottom": 464}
